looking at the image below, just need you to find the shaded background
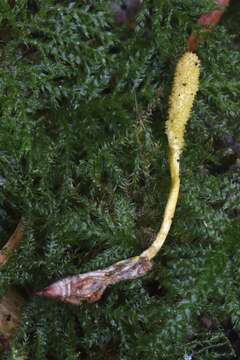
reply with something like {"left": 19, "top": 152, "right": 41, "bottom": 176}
{"left": 0, "top": 0, "right": 239, "bottom": 358}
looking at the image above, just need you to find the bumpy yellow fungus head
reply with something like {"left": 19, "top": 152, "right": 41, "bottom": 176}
{"left": 166, "top": 52, "right": 200, "bottom": 154}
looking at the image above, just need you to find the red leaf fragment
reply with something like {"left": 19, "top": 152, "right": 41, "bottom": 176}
{"left": 188, "top": 0, "right": 230, "bottom": 51}
{"left": 197, "top": 10, "right": 224, "bottom": 26}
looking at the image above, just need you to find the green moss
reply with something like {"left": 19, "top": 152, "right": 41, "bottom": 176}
{"left": 0, "top": 1, "right": 239, "bottom": 359}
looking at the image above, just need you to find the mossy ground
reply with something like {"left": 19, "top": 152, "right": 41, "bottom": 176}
{"left": 0, "top": 1, "right": 239, "bottom": 359}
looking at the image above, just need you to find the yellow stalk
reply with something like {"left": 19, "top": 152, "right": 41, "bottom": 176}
{"left": 141, "top": 52, "right": 200, "bottom": 260}
{"left": 36, "top": 52, "right": 201, "bottom": 305}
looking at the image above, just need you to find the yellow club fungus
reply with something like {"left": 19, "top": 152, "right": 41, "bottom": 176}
{"left": 36, "top": 52, "right": 200, "bottom": 305}
{"left": 141, "top": 51, "right": 200, "bottom": 260}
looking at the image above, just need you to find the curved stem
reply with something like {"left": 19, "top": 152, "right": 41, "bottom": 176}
{"left": 141, "top": 147, "right": 180, "bottom": 260}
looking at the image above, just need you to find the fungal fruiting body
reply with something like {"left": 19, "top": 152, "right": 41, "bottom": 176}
{"left": 141, "top": 52, "right": 200, "bottom": 260}
{"left": 166, "top": 52, "right": 200, "bottom": 154}
{"left": 36, "top": 52, "right": 200, "bottom": 304}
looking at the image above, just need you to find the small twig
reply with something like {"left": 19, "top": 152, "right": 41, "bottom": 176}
{"left": 194, "top": 340, "right": 230, "bottom": 355}
{"left": 0, "top": 220, "right": 25, "bottom": 267}
{"left": 0, "top": 220, "right": 25, "bottom": 345}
